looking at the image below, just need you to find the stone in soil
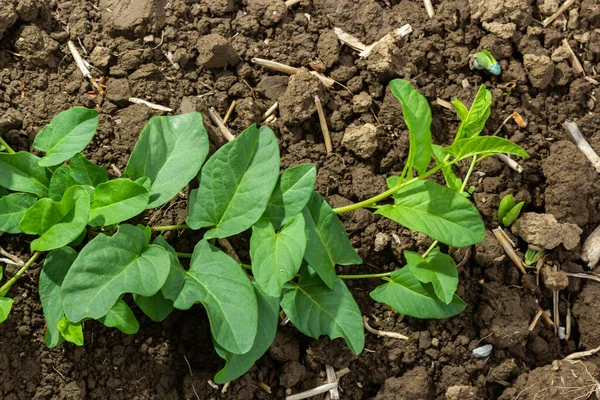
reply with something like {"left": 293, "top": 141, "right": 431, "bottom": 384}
{"left": 99, "top": 0, "right": 166, "bottom": 37}
{"left": 278, "top": 68, "right": 328, "bottom": 126}
{"left": 523, "top": 54, "right": 555, "bottom": 89}
{"left": 196, "top": 33, "right": 240, "bottom": 69}
{"left": 106, "top": 79, "right": 132, "bottom": 107}
{"left": 373, "top": 366, "right": 432, "bottom": 400}
{"left": 511, "top": 212, "right": 582, "bottom": 250}
{"left": 341, "top": 123, "right": 378, "bottom": 159}
{"left": 90, "top": 46, "right": 112, "bottom": 73}
{"left": 245, "top": 0, "right": 286, "bottom": 27}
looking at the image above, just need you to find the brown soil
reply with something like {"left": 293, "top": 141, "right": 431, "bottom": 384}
{"left": 1, "top": 0, "right": 600, "bottom": 399}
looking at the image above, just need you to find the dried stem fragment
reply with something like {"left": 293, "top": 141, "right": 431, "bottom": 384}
{"left": 222, "top": 100, "right": 236, "bottom": 125}
{"left": 262, "top": 102, "right": 278, "bottom": 121}
{"left": 562, "top": 39, "right": 584, "bottom": 74}
{"left": 492, "top": 227, "right": 527, "bottom": 275}
{"left": 208, "top": 107, "right": 235, "bottom": 142}
{"left": 565, "top": 343, "right": 600, "bottom": 361}
{"left": 528, "top": 309, "right": 544, "bottom": 331}
{"left": 251, "top": 58, "right": 334, "bottom": 86}
{"left": 581, "top": 224, "right": 600, "bottom": 269}
{"left": 564, "top": 120, "right": 600, "bottom": 174}
{"left": 496, "top": 154, "right": 523, "bottom": 173}
{"left": 542, "top": 0, "right": 576, "bottom": 27}
{"left": 358, "top": 25, "right": 413, "bottom": 58}
{"left": 363, "top": 316, "right": 409, "bottom": 340}
{"left": 333, "top": 27, "right": 367, "bottom": 52}
{"left": 67, "top": 40, "right": 104, "bottom": 94}
{"left": 286, "top": 383, "right": 338, "bottom": 400}
{"left": 129, "top": 98, "right": 173, "bottom": 112}
{"left": 423, "top": 0, "right": 435, "bottom": 18}
{"left": 325, "top": 365, "right": 340, "bottom": 400}
{"left": 314, "top": 95, "right": 332, "bottom": 154}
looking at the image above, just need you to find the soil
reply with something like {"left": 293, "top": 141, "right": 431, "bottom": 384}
{"left": 1, "top": 0, "right": 600, "bottom": 399}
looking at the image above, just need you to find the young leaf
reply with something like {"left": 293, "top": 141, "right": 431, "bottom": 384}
{"left": 174, "top": 239, "right": 258, "bottom": 354}
{"left": 88, "top": 177, "right": 150, "bottom": 227}
{"left": 262, "top": 164, "right": 317, "bottom": 230}
{"left": 404, "top": 249, "right": 458, "bottom": 304}
{"left": 56, "top": 316, "right": 84, "bottom": 346}
{"left": 124, "top": 113, "right": 209, "bottom": 208}
{"left": 69, "top": 153, "right": 108, "bottom": 187}
{"left": 187, "top": 125, "right": 280, "bottom": 239}
{"left": 214, "top": 282, "right": 279, "bottom": 384}
{"left": 451, "top": 99, "right": 469, "bottom": 121}
{"left": 431, "top": 144, "right": 462, "bottom": 192}
{"left": 19, "top": 185, "right": 91, "bottom": 252}
{"left": 48, "top": 165, "right": 78, "bottom": 201}
{"left": 33, "top": 107, "right": 99, "bottom": 167}
{"left": 375, "top": 180, "right": 485, "bottom": 247}
{"left": 61, "top": 224, "right": 171, "bottom": 322}
{"left": 39, "top": 247, "right": 78, "bottom": 348}
{"left": 0, "top": 297, "right": 13, "bottom": 323}
{"left": 370, "top": 268, "right": 466, "bottom": 319}
{"left": 280, "top": 272, "right": 364, "bottom": 354}
{"left": 389, "top": 79, "right": 432, "bottom": 176}
{"left": 502, "top": 201, "right": 524, "bottom": 227}
{"left": 0, "top": 186, "right": 8, "bottom": 197}
{"left": 99, "top": 300, "right": 140, "bottom": 334}
{"left": 0, "top": 152, "right": 52, "bottom": 197}
{"left": 302, "top": 191, "right": 362, "bottom": 289}
{"left": 250, "top": 214, "right": 306, "bottom": 297}
{"left": 454, "top": 85, "right": 492, "bottom": 141}
{"left": 133, "top": 236, "right": 186, "bottom": 322}
{"left": 498, "top": 194, "right": 516, "bottom": 224}
{"left": 0, "top": 193, "right": 37, "bottom": 233}
{"left": 442, "top": 137, "right": 528, "bottom": 161}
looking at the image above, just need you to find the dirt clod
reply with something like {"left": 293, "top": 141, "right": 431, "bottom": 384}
{"left": 341, "top": 123, "right": 378, "bottom": 159}
{"left": 511, "top": 212, "right": 582, "bottom": 250}
{"left": 0, "top": 1, "right": 18, "bottom": 41}
{"left": 196, "top": 34, "right": 240, "bottom": 69}
{"left": 573, "top": 276, "right": 600, "bottom": 348}
{"left": 540, "top": 266, "right": 569, "bottom": 291}
{"left": 14, "top": 25, "right": 59, "bottom": 67}
{"left": 523, "top": 54, "right": 555, "bottom": 89}
{"left": 100, "top": 0, "right": 166, "bottom": 37}
{"left": 446, "top": 385, "right": 481, "bottom": 400}
{"left": 374, "top": 366, "right": 432, "bottom": 400}
{"left": 279, "top": 69, "right": 328, "bottom": 125}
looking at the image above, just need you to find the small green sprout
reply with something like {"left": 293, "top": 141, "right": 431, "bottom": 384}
{"left": 473, "top": 50, "right": 501, "bottom": 76}
{"left": 524, "top": 249, "right": 545, "bottom": 267}
{"left": 498, "top": 194, "right": 524, "bottom": 227}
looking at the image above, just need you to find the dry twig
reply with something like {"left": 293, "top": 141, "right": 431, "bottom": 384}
{"left": 358, "top": 25, "right": 413, "bottom": 58}
{"left": 528, "top": 309, "right": 544, "bottom": 331}
{"left": 565, "top": 343, "right": 600, "bottom": 361}
{"left": 562, "top": 39, "right": 584, "bottom": 74}
{"left": 333, "top": 27, "right": 367, "bottom": 52}
{"left": 566, "top": 272, "right": 600, "bottom": 284}
{"left": 129, "top": 98, "right": 173, "bottom": 112}
{"left": 67, "top": 40, "right": 104, "bottom": 94}
{"left": 314, "top": 95, "right": 333, "bottom": 154}
{"left": 262, "top": 102, "right": 279, "bottom": 121}
{"left": 325, "top": 365, "right": 339, "bottom": 400}
{"left": 497, "top": 154, "right": 523, "bottom": 173}
{"left": 542, "top": 0, "right": 576, "bottom": 27}
{"left": 564, "top": 120, "right": 600, "bottom": 173}
{"left": 582, "top": 225, "right": 600, "bottom": 269}
{"left": 286, "top": 383, "right": 338, "bottom": 400}
{"left": 363, "top": 316, "right": 409, "bottom": 340}
{"left": 0, "top": 248, "right": 25, "bottom": 266}
{"left": 423, "top": 0, "right": 435, "bottom": 18}
{"left": 492, "top": 227, "right": 527, "bottom": 275}
{"left": 223, "top": 100, "right": 236, "bottom": 125}
{"left": 208, "top": 107, "right": 235, "bottom": 142}
{"left": 552, "top": 266, "right": 559, "bottom": 334}
{"left": 251, "top": 58, "right": 334, "bottom": 87}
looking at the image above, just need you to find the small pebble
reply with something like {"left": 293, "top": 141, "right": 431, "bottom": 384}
{"left": 558, "top": 326, "right": 566, "bottom": 340}
{"left": 472, "top": 344, "right": 493, "bottom": 358}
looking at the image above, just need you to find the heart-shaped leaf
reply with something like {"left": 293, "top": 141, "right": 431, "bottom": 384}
{"left": 88, "top": 177, "right": 150, "bottom": 227}
{"left": 33, "top": 107, "right": 99, "bottom": 167}
{"left": 61, "top": 224, "right": 171, "bottom": 322}
{"left": 56, "top": 315, "right": 84, "bottom": 346}
{"left": 19, "top": 185, "right": 91, "bottom": 251}
{"left": 0, "top": 297, "right": 14, "bottom": 323}
{"left": 99, "top": 300, "right": 139, "bottom": 334}
{"left": 125, "top": 113, "right": 209, "bottom": 208}
{"left": 405, "top": 249, "right": 458, "bottom": 304}
{"left": 174, "top": 239, "right": 258, "bottom": 354}
{"left": 0, "top": 193, "right": 37, "bottom": 233}
{"left": 0, "top": 152, "right": 52, "bottom": 197}
{"left": 69, "top": 153, "right": 108, "bottom": 187}
{"left": 250, "top": 214, "right": 306, "bottom": 297}
{"left": 187, "top": 124, "right": 280, "bottom": 239}
{"left": 442, "top": 136, "right": 528, "bottom": 161}
{"left": 280, "top": 271, "right": 364, "bottom": 354}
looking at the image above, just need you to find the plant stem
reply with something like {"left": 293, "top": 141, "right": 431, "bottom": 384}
{"left": 175, "top": 252, "right": 192, "bottom": 258}
{"left": 422, "top": 241, "right": 437, "bottom": 258}
{"left": 337, "top": 272, "right": 392, "bottom": 280}
{"left": 0, "top": 135, "right": 15, "bottom": 154}
{"left": 0, "top": 251, "right": 42, "bottom": 296}
{"left": 459, "top": 156, "right": 478, "bottom": 193}
{"left": 150, "top": 224, "right": 189, "bottom": 232}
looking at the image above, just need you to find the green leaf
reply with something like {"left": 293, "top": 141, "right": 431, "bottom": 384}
{"left": 69, "top": 153, "right": 108, "bottom": 187}
{"left": 389, "top": 79, "right": 432, "bottom": 176}
{"left": 454, "top": 85, "right": 492, "bottom": 140}
{"left": 48, "top": 165, "right": 78, "bottom": 201}
{"left": 0, "top": 193, "right": 37, "bottom": 233}
{"left": 56, "top": 316, "right": 84, "bottom": 346}
{"left": 262, "top": 164, "right": 317, "bottom": 229}
{"left": 33, "top": 107, "right": 99, "bottom": 167}
{"left": 133, "top": 236, "right": 186, "bottom": 322}
{"left": 250, "top": 214, "right": 306, "bottom": 297}
{"left": 0, "top": 186, "right": 8, "bottom": 197}
{"left": 0, "top": 152, "right": 52, "bottom": 197}
{"left": 19, "top": 185, "right": 90, "bottom": 252}
{"left": 0, "top": 144, "right": 5, "bottom": 152}
{"left": 452, "top": 99, "right": 469, "bottom": 121}
{"left": 405, "top": 249, "right": 458, "bottom": 304}
{"left": 431, "top": 145, "right": 462, "bottom": 192}
{"left": 187, "top": 124, "right": 280, "bottom": 239}
{"left": 370, "top": 268, "right": 466, "bottom": 319}
{"left": 443, "top": 137, "right": 528, "bottom": 161}
{"left": 280, "top": 272, "right": 364, "bottom": 354}
{"left": 0, "top": 297, "right": 13, "bottom": 323}
{"left": 88, "top": 177, "right": 150, "bottom": 227}
{"left": 174, "top": 239, "right": 258, "bottom": 354}
{"left": 214, "top": 282, "right": 279, "bottom": 384}
{"left": 375, "top": 180, "right": 484, "bottom": 247}
{"left": 39, "top": 247, "right": 78, "bottom": 348}
{"left": 302, "top": 191, "right": 362, "bottom": 289}
{"left": 498, "top": 194, "right": 515, "bottom": 223}
{"left": 99, "top": 300, "right": 140, "bottom": 334}
{"left": 125, "top": 113, "right": 209, "bottom": 208}
{"left": 61, "top": 224, "right": 171, "bottom": 322}
{"left": 502, "top": 201, "right": 524, "bottom": 227}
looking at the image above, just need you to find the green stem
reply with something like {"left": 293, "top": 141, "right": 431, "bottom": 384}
{"left": 0, "top": 135, "right": 15, "bottom": 154}
{"left": 175, "top": 252, "right": 192, "bottom": 258}
{"left": 0, "top": 251, "right": 42, "bottom": 296}
{"left": 337, "top": 272, "right": 392, "bottom": 280}
{"left": 150, "top": 224, "right": 189, "bottom": 232}
{"left": 459, "top": 156, "right": 478, "bottom": 193}
{"left": 422, "top": 241, "right": 438, "bottom": 258}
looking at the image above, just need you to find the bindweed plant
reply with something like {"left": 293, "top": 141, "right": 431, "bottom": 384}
{"left": 498, "top": 193, "right": 525, "bottom": 227}
{"left": 0, "top": 79, "right": 527, "bottom": 382}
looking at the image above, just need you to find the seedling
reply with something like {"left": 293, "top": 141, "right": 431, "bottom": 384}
{"left": 473, "top": 50, "right": 501, "bottom": 75}
{"left": 0, "top": 80, "right": 527, "bottom": 383}
{"left": 498, "top": 194, "right": 525, "bottom": 227}
{"left": 525, "top": 248, "right": 545, "bottom": 267}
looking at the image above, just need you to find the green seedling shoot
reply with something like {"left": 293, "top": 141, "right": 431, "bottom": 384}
{"left": 473, "top": 50, "right": 501, "bottom": 75}
{"left": 525, "top": 249, "right": 545, "bottom": 267}
{"left": 0, "top": 79, "right": 527, "bottom": 383}
{"left": 498, "top": 194, "right": 525, "bottom": 227}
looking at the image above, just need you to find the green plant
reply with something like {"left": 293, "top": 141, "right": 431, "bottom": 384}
{"left": 0, "top": 80, "right": 527, "bottom": 383}
{"left": 498, "top": 194, "right": 525, "bottom": 227}
{"left": 524, "top": 248, "right": 544, "bottom": 266}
